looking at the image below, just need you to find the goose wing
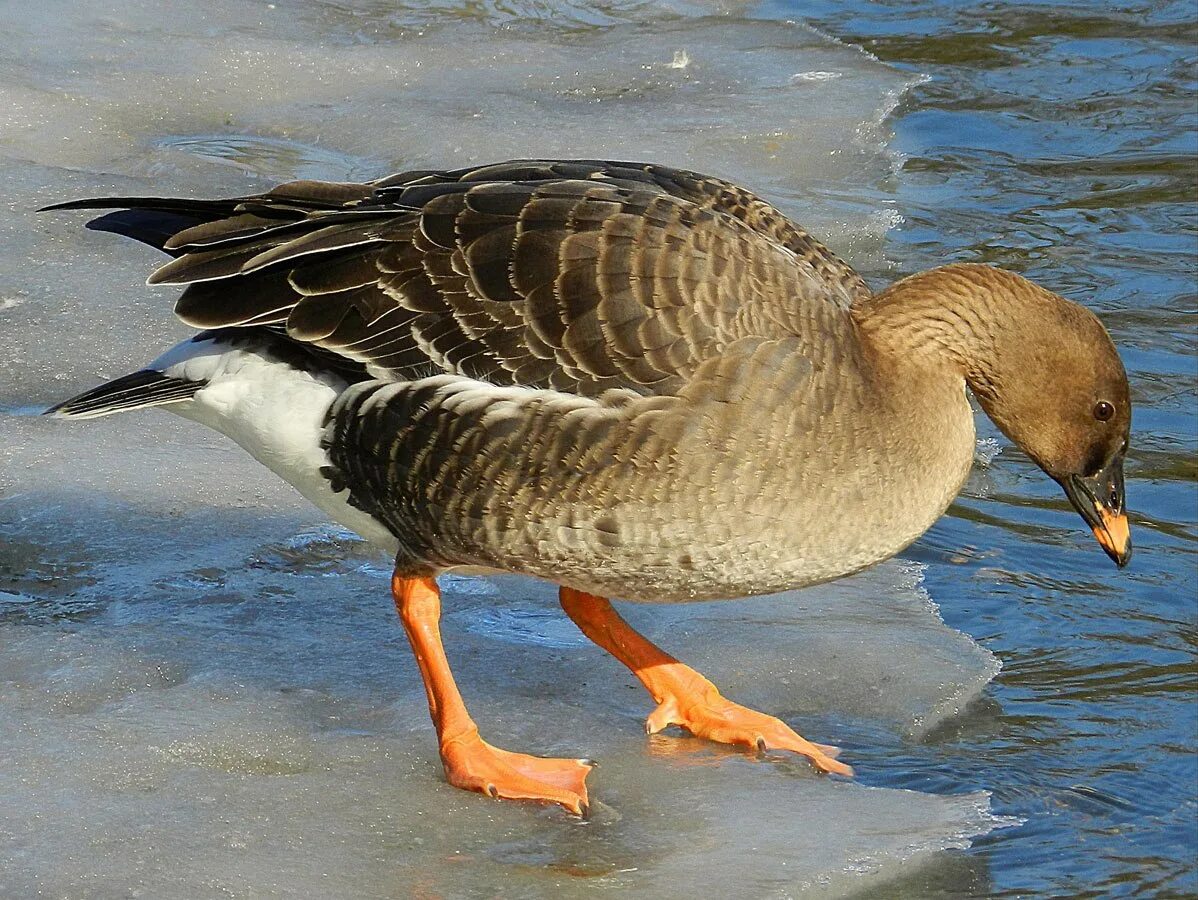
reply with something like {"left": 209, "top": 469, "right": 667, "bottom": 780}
{"left": 47, "top": 159, "right": 869, "bottom": 395}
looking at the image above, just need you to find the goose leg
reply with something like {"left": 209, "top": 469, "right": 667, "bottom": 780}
{"left": 559, "top": 587, "right": 852, "bottom": 776}
{"left": 393, "top": 573, "right": 594, "bottom": 813}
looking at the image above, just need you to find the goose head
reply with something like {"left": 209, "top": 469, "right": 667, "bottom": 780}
{"left": 861, "top": 263, "right": 1133, "bottom": 566}
{"left": 971, "top": 277, "right": 1132, "bottom": 567}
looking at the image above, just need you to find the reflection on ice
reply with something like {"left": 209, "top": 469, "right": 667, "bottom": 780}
{"left": 459, "top": 603, "right": 597, "bottom": 649}
{"left": 154, "top": 134, "right": 384, "bottom": 183}
{"left": 0, "top": 0, "right": 1013, "bottom": 895}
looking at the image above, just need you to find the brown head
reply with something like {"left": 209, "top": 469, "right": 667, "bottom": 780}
{"left": 858, "top": 263, "right": 1132, "bottom": 566}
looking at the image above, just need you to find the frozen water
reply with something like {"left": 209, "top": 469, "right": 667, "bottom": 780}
{"left": 0, "top": 1, "right": 1010, "bottom": 896}
{"left": 0, "top": 495, "right": 1010, "bottom": 898}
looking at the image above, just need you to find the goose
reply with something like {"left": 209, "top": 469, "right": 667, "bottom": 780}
{"left": 45, "top": 159, "right": 1132, "bottom": 816}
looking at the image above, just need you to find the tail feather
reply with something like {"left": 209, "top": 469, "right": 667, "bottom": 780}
{"left": 38, "top": 196, "right": 243, "bottom": 215}
{"left": 47, "top": 370, "right": 204, "bottom": 419}
{"left": 84, "top": 209, "right": 215, "bottom": 254}
{"left": 40, "top": 196, "right": 246, "bottom": 255}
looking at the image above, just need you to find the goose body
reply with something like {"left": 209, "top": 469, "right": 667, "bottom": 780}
{"left": 145, "top": 325, "right": 973, "bottom": 600}
{"left": 47, "top": 159, "right": 1133, "bottom": 813}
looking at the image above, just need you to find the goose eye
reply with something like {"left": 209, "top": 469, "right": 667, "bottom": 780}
{"left": 1093, "top": 401, "right": 1115, "bottom": 422}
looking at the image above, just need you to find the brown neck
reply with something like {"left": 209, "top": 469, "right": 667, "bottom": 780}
{"left": 850, "top": 263, "right": 1054, "bottom": 405}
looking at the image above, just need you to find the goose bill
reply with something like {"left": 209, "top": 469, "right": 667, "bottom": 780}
{"left": 1060, "top": 457, "right": 1131, "bottom": 568}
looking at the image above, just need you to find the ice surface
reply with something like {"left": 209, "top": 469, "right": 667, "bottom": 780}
{"left": 0, "top": 2, "right": 1008, "bottom": 896}
{"left": 1, "top": 490, "right": 1007, "bottom": 898}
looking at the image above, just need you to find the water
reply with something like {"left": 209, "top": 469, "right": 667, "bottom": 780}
{"left": 1, "top": 0, "right": 1194, "bottom": 896}
{"left": 790, "top": 3, "right": 1197, "bottom": 895}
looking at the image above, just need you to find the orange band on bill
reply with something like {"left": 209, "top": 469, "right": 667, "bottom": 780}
{"left": 1093, "top": 508, "right": 1130, "bottom": 558}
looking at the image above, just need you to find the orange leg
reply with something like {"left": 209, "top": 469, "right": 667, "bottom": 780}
{"left": 559, "top": 587, "right": 852, "bottom": 776}
{"left": 393, "top": 573, "right": 594, "bottom": 814}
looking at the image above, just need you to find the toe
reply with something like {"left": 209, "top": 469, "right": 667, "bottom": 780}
{"left": 757, "top": 723, "right": 854, "bottom": 776}
{"left": 807, "top": 752, "right": 854, "bottom": 777}
{"left": 645, "top": 697, "right": 681, "bottom": 735}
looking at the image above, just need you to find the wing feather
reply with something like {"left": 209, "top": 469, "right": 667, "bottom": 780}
{"left": 50, "top": 159, "right": 869, "bottom": 393}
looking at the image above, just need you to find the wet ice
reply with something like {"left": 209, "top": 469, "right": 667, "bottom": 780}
{"left": 1, "top": 2, "right": 1010, "bottom": 896}
{"left": 0, "top": 498, "right": 1010, "bottom": 897}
